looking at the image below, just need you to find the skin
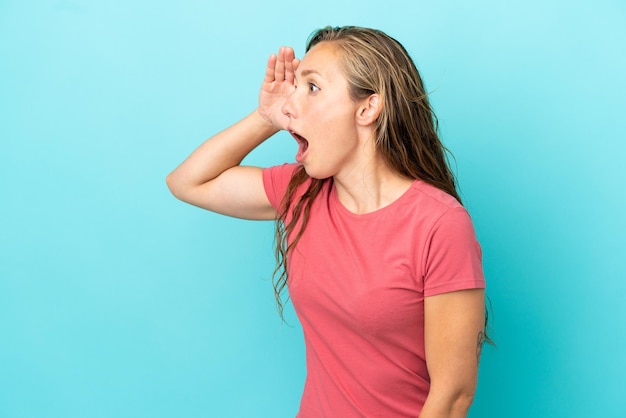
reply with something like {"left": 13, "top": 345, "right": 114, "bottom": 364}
{"left": 421, "top": 289, "right": 485, "bottom": 417}
{"left": 283, "top": 42, "right": 415, "bottom": 214}
{"left": 167, "top": 42, "right": 485, "bottom": 417}
{"left": 283, "top": 43, "right": 365, "bottom": 179}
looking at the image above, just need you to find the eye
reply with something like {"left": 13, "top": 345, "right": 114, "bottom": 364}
{"left": 308, "top": 82, "right": 320, "bottom": 93}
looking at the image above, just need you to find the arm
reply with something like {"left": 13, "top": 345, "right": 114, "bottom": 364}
{"left": 166, "top": 47, "right": 300, "bottom": 220}
{"left": 419, "top": 289, "right": 485, "bottom": 418}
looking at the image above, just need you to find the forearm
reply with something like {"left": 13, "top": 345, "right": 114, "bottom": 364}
{"left": 166, "top": 109, "right": 277, "bottom": 196}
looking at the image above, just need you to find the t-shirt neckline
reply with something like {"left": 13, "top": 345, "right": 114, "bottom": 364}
{"left": 329, "top": 179, "right": 418, "bottom": 221}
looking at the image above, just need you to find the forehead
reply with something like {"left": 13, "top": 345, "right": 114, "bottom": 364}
{"left": 297, "top": 42, "right": 343, "bottom": 78}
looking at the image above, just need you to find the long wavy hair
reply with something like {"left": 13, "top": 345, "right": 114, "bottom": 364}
{"left": 273, "top": 26, "right": 464, "bottom": 318}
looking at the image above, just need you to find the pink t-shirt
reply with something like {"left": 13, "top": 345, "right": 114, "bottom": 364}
{"left": 263, "top": 164, "right": 485, "bottom": 417}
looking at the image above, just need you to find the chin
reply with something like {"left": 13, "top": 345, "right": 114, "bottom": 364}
{"left": 302, "top": 164, "right": 332, "bottom": 180}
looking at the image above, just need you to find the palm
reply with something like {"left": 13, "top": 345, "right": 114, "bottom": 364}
{"left": 258, "top": 47, "right": 299, "bottom": 131}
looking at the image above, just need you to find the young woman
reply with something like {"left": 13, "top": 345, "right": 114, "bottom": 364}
{"left": 167, "top": 26, "right": 487, "bottom": 418}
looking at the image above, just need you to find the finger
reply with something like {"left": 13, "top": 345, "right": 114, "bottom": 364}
{"left": 283, "top": 46, "right": 295, "bottom": 64}
{"left": 275, "top": 46, "right": 286, "bottom": 81}
{"left": 284, "top": 51, "right": 296, "bottom": 83}
{"left": 285, "top": 58, "right": 300, "bottom": 84}
{"left": 264, "top": 53, "right": 277, "bottom": 82}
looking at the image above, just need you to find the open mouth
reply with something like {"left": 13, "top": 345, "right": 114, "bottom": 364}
{"left": 290, "top": 131, "right": 308, "bottom": 147}
{"left": 290, "top": 131, "right": 309, "bottom": 163}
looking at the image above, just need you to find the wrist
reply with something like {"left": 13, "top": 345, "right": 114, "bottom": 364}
{"left": 253, "top": 109, "right": 279, "bottom": 133}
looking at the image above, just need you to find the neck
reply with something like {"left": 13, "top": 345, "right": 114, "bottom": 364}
{"left": 333, "top": 154, "right": 412, "bottom": 215}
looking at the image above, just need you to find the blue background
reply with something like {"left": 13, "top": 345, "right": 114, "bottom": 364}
{"left": 1, "top": 0, "right": 625, "bottom": 417}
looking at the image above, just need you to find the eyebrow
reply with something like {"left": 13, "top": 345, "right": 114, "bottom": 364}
{"left": 299, "top": 69, "right": 321, "bottom": 77}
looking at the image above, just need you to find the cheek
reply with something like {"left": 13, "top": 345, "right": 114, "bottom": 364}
{"left": 304, "top": 97, "right": 358, "bottom": 142}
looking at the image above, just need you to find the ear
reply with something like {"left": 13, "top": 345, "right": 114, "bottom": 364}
{"left": 356, "top": 94, "right": 383, "bottom": 126}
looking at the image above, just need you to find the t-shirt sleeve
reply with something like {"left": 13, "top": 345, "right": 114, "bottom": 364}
{"left": 262, "top": 163, "right": 299, "bottom": 210}
{"left": 422, "top": 207, "right": 486, "bottom": 297}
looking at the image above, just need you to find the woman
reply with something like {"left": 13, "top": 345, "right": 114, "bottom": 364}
{"left": 167, "top": 26, "right": 487, "bottom": 418}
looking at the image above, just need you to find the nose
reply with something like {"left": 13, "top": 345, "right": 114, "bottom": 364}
{"left": 281, "top": 86, "right": 297, "bottom": 118}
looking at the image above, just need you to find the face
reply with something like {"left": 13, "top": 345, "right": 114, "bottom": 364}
{"left": 282, "top": 42, "right": 365, "bottom": 180}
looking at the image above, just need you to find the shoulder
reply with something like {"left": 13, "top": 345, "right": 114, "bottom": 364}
{"left": 263, "top": 164, "right": 326, "bottom": 211}
{"left": 408, "top": 184, "right": 484, "bottom": 294}
{"left": 398, "top": 180, "right": 468, "bottom": 228}
{"left": 262, "top": 163, "right": 299, "bottom": 209}
{"left": 262, "top": 163, "right": 300, "bottom": 184}
{"left": 409, "top": 180, "right": 463, "bottom": 212}
{"left": 401, "top": 181, "right": 479, "bottom": 250}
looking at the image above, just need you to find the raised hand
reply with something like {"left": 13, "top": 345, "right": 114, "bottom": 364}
{"left": 258, "top": 46, "right": 300, "bottom": 131}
